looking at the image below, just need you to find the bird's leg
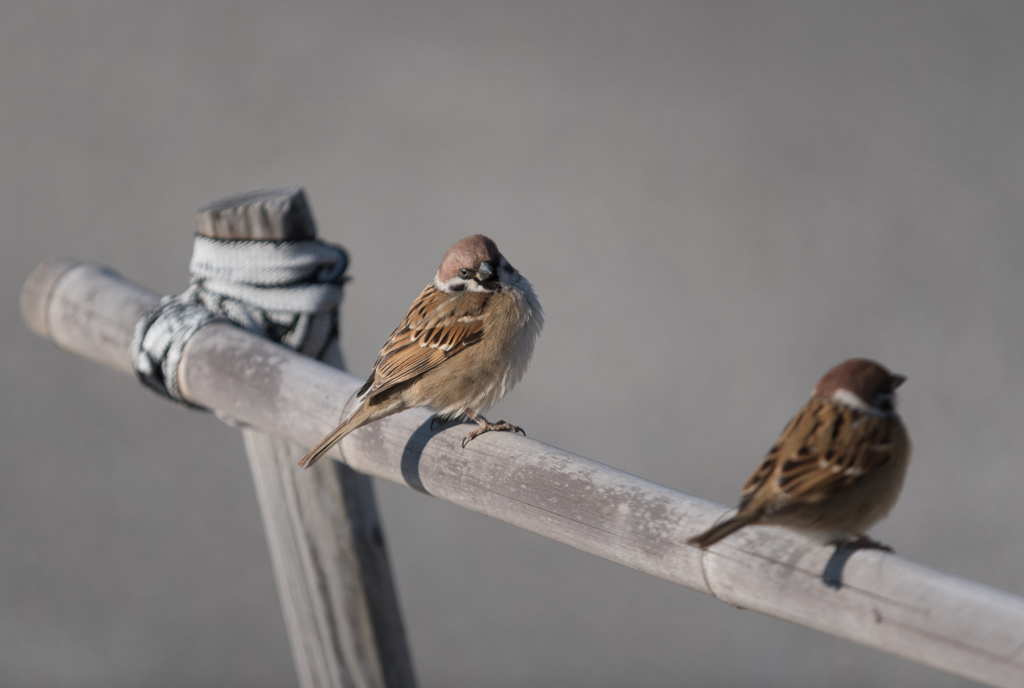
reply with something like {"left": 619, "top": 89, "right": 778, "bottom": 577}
{"left": 462, "top": 413, "right": 526, "bottom": 448}
{"left": 841, "top": 534, "right": 894, "bottom": 553}
{"left": 430, "top": 412, "right": 470, "bottom": 432}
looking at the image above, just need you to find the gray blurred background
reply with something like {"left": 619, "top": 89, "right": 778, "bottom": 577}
{"left": 3, "top": 2, "right": 1022, "bottom": 686}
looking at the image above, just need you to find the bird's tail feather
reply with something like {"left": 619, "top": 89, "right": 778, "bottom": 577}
{"left": 298, "top": 390, "right": 373, "bottom": 469}
{"left": 298, "top": 420, "right": 358, "bottom": 469}
{"left": 299, "top": 395, "right": 404, "bottom": 469}
{"left": 687, "top": 511, "right": 756, "bottom": 549}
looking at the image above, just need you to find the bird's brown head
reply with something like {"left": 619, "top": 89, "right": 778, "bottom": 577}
{"left": 436, "top": 235, "right": 508, "bottom": 293}
{"left": 813, "top": 358, "right": 906, "bottom": 415}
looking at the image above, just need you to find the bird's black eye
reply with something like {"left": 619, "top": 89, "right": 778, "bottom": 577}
{"left": 458, "top": 268, "right": 472, "bottom": 278}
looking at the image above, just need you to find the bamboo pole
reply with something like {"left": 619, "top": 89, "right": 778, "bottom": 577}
{"left": 21, "top": 257, "right": 1024, "bottom": 688}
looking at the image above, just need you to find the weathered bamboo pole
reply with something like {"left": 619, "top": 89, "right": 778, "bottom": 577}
{"left": 21, "top": 258, "right": 1024, "bottom": 688}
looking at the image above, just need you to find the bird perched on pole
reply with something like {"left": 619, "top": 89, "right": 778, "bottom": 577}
{"left": 688, "top": 358, "right": 911, "bottom": 550}
{"left": 300, "top": 234, "right": 543, "bottom": 468}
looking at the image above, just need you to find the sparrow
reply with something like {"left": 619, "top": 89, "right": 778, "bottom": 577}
{"left": 688, "top": 358, "right": 910, "bottom": 550}
{"left": 299, "top": 234, "right": 543, "bottom": 468}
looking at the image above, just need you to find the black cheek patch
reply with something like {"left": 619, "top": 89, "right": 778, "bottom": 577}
{"left": 449, "top": 283, "right": 466, "bottom": 292}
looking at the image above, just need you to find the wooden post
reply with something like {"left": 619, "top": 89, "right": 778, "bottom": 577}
{"left": 20, "top": 253, "right": 1024, "bottom": 688}
{"left": 193, "top": 188, "right": 415, "bottom": 688}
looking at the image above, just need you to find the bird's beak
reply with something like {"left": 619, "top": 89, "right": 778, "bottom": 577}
{"left": 475, "top": 262, "right": 494, "bottom": 281}
{"left": 891, "top": 374, "right": 907, "bottom": 389}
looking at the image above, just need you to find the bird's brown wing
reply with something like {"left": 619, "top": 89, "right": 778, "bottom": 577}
{"left": 738, "top": 406, "right": 807, "bottom": 511}
{"left": 741, "top": 397, "right": 901, "bottom": 512}
{"left": 741, "top": 395, "right": 901, "bottom": 513}
{"left": 358, "top": 284, "right": 489, "bottom": 398}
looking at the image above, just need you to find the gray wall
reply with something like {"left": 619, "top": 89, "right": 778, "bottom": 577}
{"left": 3, "top": 2, "right": 1022, "bottom": 686}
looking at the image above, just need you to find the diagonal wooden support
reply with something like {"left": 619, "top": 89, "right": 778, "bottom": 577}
{"left": 20, "top": 245, "right": 1024, "bottom": 688}
{"left": 21, "top": 188, "right": 416, "bottom": 688}
{"left": 194, "top": 188, "right": 415, "bottom": 688}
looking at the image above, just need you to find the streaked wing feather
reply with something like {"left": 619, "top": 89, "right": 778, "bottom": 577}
{"left": 773, "top": 399, "right": 896, "bottom": 506}
{"left": 739, "top": 408, "right": 806, "bottom": 510}
{"left": 363, "top": 284, "right": 488, "bottom": 398}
